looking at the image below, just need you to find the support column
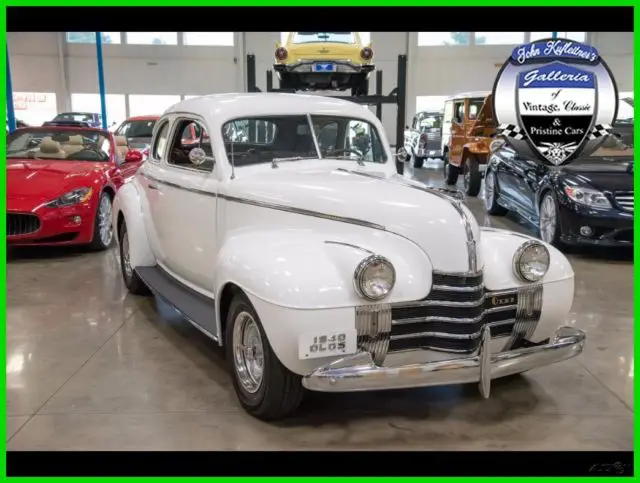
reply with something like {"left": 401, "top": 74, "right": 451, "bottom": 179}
{"left": 6, "top": 44, "right": 17, "bottom": 133}
{"left": 96, "top": 32, "right": 108, "bottom": 129}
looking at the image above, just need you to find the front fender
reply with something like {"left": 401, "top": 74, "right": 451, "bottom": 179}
{"left": 112, "top": 180, "right": 155, "bottom": 269}
{"left": 214, "top": 228, "right": 433, "bottom": 310}
{"left": 480, "top": 228, "right": 575, "bottom": 343}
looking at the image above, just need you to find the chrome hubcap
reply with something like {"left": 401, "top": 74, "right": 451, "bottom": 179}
{"left": 121, "top": 230, "right": 133, "bottom": 280}
{"left": 484, "top": 172, "right": 494, "bottom": 210}
{"left": 232, "top": 312, "right": 265, "bottom": 394}
{"left": 397, "top": 147, "right": 408, "bottom": 162}
{"left": 463, "top": 164, "right": 470, "bottom": 188}
{"left": 98, "top": 196, "right": 113, "bottom": 246}
{"left": 540, "top": 196, "right": 557, "bottom": 243}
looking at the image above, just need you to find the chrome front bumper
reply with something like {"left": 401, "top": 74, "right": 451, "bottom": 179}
{"left": 302, "top": 326, "right": 585, "bottom": 397}
{"left": 275, "top": 61, "right": 374, "bottom": 74}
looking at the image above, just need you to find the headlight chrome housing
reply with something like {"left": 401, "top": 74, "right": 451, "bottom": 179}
{"left": 354, "top": 255, "right": 396, "bottom": 301}
{"left": 46, "top": 187, "right": 93, "bottom": 208}
{"left": 563, "top": 185, "right": 612, "bottom": 210}
{"left": 512, "top": 240, "right": 550, "bottom": 283}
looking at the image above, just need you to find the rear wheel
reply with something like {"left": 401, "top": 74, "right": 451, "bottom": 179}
{"left": 463, "top": 155, "right": 483, "bottom": 197}
{"left": 413, "top": 156, "right": 425, "bottom": 169}
{"left": 445, "top": 155, "right": 459, "bottom": 186}
{"left": 350, "top": 74, "right": 369, "bottom": 96}
{"left": 226, "top": 292, "right": 304, "bottom": 421}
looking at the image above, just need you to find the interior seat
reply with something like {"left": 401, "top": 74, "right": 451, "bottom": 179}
{"left": 34, "top": 137, "right": 67, "bottom": 159}
{"left": 114, "top": 135, "right": 130, "bottom": 159}
{"left": 61, "top": 135, "right": 85, "bottom": 155}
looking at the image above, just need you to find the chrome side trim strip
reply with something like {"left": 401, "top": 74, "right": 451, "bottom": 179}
{"left": 393, "top": 314, "right": 484, "bottom": 325}
{"left": 324, "top": 240, "right": 375, "bottom": 254}
{"left": 140, "top": 171, "right": 385, "bottom": 231}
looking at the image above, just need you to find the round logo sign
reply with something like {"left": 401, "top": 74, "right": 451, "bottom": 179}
{"left": 492, "top": 38, "right": 619, "bottom": 166}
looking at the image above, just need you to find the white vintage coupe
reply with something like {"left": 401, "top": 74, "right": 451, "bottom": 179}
{"left": 113, "top": 93, "right": 585, "bottom": 420}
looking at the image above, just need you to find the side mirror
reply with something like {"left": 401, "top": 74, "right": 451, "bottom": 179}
{"left": 188, "top": 147, "right": 214, "bottom": 167}
{"left": 125, "top": 150, "right": 143, "bottom": 163}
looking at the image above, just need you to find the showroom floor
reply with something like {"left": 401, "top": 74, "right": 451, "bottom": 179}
{"left": 7, "top": 161, "right": 633, "bottom": 451}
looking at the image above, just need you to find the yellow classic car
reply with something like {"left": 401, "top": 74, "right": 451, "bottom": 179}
{"left": 274, "top": 32, "right": 374, "bottom": 96}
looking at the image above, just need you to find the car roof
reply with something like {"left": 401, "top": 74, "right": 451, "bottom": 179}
{"left": 165, "top": 93, "right": 378, "bottom": 124}
{"left": 445, "top": 91, "right": 491, "bottom": 102}
{"left": 126, "top": 115, "right": 160, "bottom": 122}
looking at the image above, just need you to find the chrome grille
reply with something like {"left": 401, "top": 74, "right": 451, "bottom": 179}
{"left": 614, "top": 191, "right": 633, "bottom": 212}
{"left": 388, "top": 272, "right": 520, "bottom": 354}
{"left": 7, "top": 213, "right": 40, "bottom": 236}
{"left": 355, "top": 304, "right": 391, "bottom": 365}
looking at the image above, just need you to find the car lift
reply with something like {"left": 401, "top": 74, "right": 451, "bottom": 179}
{"left": 246, "top": 54, "right": 407, "bottom": 170}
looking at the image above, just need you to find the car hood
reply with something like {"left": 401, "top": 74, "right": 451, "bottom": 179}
{"left": 562, "top": 158, "right": 633, "bottom": 192}
{"left": 228, "top": 166, "right": 481, "bottom": 273}
{"left": 7, "top": 158, "right": 106, "bottom": 206}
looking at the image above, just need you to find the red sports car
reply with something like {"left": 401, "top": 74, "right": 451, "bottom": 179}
{"left": 7, "top": 125, "right": 143, "bottom": 249}
{"left": 114, "top": 115, "right": 159, "bottom": 159}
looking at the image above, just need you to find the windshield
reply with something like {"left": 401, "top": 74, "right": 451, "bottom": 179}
{"left": 589, "top": 134, "right": 633, "bottom": 158}
{"left": 53, "top": 112, "right": 96, "bottom": 123}
{"left": 7, "top": 129, "right": 111, "bottom": 161}
{"left": 116, "top": 119, "right": 156, "bottom": 138}
{"left": 420, "top": 115, "right": 442, "bottom": 130}
{"left": 292, "top": 32, "right": 355, "bottom": 44}
{"left": 221, "top": 114, "right": 388, "bottom": 167}
{"left": 617, "top": 98, "right": 634, "bottom": 122}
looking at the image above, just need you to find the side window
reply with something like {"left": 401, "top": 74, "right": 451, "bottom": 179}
{"left": 316, "top": 120, "right": 339, "bottom": 152}
{"left": 468, "top": 100, "right": 484, "bottom": 120}
{"left": 151, "top": 121, "right": 170, "bottom": 161}
{"left": 345, "top": 120, "right": 387, "bottom": 164}
{"left": 443, "top": 101, "right": 454, "bottom": 125}
{"left": 167, "top": 118, "right": 213, "bottom": 172}
{"left": 453, "top": 101, "right": 465, "bottom": 124}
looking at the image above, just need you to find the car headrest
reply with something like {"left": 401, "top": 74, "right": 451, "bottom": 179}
{"left": 40, "top": 138, "right": 63, "bottom": 154}
{"left": 115, "top": 135, "right": 128, "bottom": 147}
{"left": 51, "top": 133, "right": 70, "bottom": 143}
{"left": 67, "top": 135, "right": 84, "bottom": 145}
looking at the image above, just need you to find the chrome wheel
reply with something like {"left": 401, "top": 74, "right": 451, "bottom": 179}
{"left": 232, "top": 311, "right": 265, "bottom": 394}
{"left": 484, "top": 172, "right": 495, "bottom": 210}
{"left": 463, "top": 163, "right": 470, "bottom": 190}
{"left": 121, "top": 230, "right": 133, "bottom": 280}
{"left": 539, "top": 195, "right": 557, "bottom": 243}
{"left": 98, "top": 195, "right": 113, "bottom": 246}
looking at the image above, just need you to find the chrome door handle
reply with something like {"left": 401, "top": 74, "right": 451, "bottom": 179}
{"left": 148, "top": 183, "right": 159, "bottom": 190}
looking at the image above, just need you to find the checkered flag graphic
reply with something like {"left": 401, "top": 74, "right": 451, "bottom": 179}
{"left": 497, "top": 123, "right": 525, "bottom": 140}
{"left": 587, "top": 124, "right": 612, "bottom": 140}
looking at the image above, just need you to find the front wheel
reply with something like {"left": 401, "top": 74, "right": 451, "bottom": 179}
{"left": 413, "top": 156, "right": 425, "bottom": 169}
{"left": 445, "top": 157, "right": 460, "bottom": 186}
{"left": 90, "top": 192, "right": 114, "bottom": 250}
{"left": 483, "top": 170, "right": 507, "bottom": 215}
{"left": 118, "top": 220, "right": 150, "bottom": 295}
{"left": 226, "top": 293, "right": 304, "bottom": 421}
{"left": 539, "top": 192, "right": 563, "bottom": 247}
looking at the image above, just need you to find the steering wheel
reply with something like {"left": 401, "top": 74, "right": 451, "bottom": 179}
{"left": 326, "top": 148, "right": 363, "bottom": 158}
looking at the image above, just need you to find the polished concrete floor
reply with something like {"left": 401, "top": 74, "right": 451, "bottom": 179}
{"left": 7, "top": 161, "right": 633, "bottom": 450}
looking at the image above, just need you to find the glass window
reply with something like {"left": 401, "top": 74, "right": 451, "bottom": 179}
{"left": 617, "top": 98, "right": 634, "bottom": 122}
{"left": 66, "top": 32, "right": 121, "bottom": 44}
{"left": 222, "top": 114, "right": 387, "bottom": 167}
{"left": 530, "top": 32, "right": 587, "bottom": 42}
{"left": 128, "top": 95, "right": 181, "bottom": 117}
{"left": 152, "top": 121, "right": 171, "bottom": 160}
{"left": 7, "top": 128, "right": 111, "bottom": 162}
{"left": 71, "top": 93, "right": 126, "bottom": 129}
{"left": 474, "top": 32, "right": 525, "bottom": 45}
{"left": 418, "top": 32, "right": 471, "bottom": 46}
{"left": 183, "top": 32, "right": 234, "bottom": 46}
{"left": 126, "top": 32, "right": 178, "bottom": 45}
{"left": 168, "top": 119, "right": 213, "bottom": 172}
{"left": 453, "top": 101, "right": 465, "bottom": 124}
{"left": 12, "top": 92, "right": 58, "bottom": 126}
{"left": 115, "top": 119, "right": 157, "bottom": 139}
{"left": 468, "top": 98, "right": 485, "bottom": 120}
{"left": 293, "top": 32, "right": 355, "bottom": 44}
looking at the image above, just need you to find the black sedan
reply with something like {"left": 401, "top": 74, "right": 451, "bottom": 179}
{"left": 484, "top": 135, "right": 633, "bottom": 248}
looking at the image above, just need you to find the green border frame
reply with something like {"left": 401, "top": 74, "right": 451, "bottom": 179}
{"left": 2, "top": 1, "right": 637, "bottom": 480}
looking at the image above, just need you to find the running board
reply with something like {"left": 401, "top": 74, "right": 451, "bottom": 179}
{"left": 136, "top": 266, "right": 218, "bottom": 341}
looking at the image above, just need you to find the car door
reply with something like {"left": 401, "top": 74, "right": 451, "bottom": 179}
{"left": 405, "top": 113, "right": 420, "bottom": 153}
{"left": 151, "top": 117, "right": 219, "bottom": 300}
{"left": 441, "top": 101, "right": 453, "bottom": 153}
{"left": 502, "top": 154, "right": 539, "bottom": 215}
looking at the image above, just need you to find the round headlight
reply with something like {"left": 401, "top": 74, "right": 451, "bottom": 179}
{"left": 354, "top": 255, "right": 396, "bottom": 301}
{"left": 513, "top": 241, "right": 550, "bottom": 282}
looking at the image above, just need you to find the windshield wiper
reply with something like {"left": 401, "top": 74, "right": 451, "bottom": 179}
{"left": 331, "top": 155, "right": 365, "bottom": 167}
{"left": 271, "top": 156, "right": 318, "bottom": 168}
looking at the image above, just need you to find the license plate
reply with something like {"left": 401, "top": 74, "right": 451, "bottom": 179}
{"left": 299, "top": 329, "right": 357, "bottom": 359}
{"left": 313, "top": 62, "right": 336, "bottom": 73}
